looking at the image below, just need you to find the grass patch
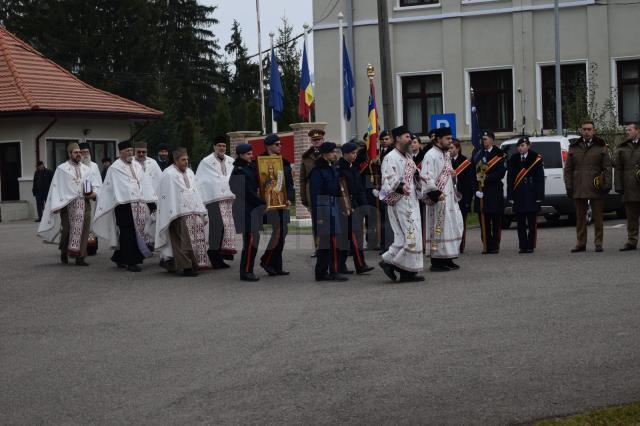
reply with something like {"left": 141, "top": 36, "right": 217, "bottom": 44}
{"left": 535, "top": 402, "right": 640, "bottom": 425}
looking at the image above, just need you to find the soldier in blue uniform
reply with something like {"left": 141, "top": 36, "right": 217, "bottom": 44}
{"left": 229, "top": 144, "right": 266, "bottom": 282}
{"left": 507, "top": 137, "right": 545, "bottom": 253}
{"left": 450, "top": 138, "right": 474, "bottom": 253}
{"left": 473, "top": 130, "right": 507, "bottom": 254}
{"left": 309, "top": 142, "right": 348, "bottom": 282}
{"left": 258, "top": 133, "right": 295, "bottom": 276}
{"left": 337, "top": 142, "right": 375, "bottom": 275}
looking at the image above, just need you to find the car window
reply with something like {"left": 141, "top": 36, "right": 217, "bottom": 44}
{"left": 531, "top": 142, "right": 562, "bottom": 168}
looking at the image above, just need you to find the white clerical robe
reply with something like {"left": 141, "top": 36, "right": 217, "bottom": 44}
{"left": 37, "top": 161, "right": 101, "bottom": 243}
{"left": 155, "top": 165, "right": 209, "bottom": 268}
{"left": 93, "top": 159, "right": 157, "bottom": 249}
{"left": 135, "top": 156, "right": 163, "bottom": 244}
{"left": 379, "top": 149, "right": 423, "bottom": 272}
{"left": 420, "top": 146, "right": 464, "bottom": 259}
{"left": 88, "top": 162, "right": 102, "bottom": 194}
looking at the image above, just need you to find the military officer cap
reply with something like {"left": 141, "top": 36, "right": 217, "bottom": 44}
{"left": 482, "top": 130, "right": 496, "bottom": 140}
{"left": 118, "top": 140, "right": 132, "bottom": 151}
{"left": 341, "top": 142, "right": 357, "bottom": 153}
{"left": 264, "top": 133, "right": 280, "bottom": 146}
{"left": 379, "top": 130, "right": 390, "bottom": 139}
{"left": 308, "top": 129, "right": 325, "bottom": 140}
{"left": 319, "top": 142, "right": 337, "bottom": 154}
{"left": 214, "top": 136, "right": 227, "bottom": 145}
{"left": 391, "top": 125, "right": 410, "bottom": 139}
{"left": 516, "top": 136, "right": 531, "bottom": 146}
{"left": 78, "top": 142, "right": 90, "bottom": 150}
{"left": 434, "top": 127, "right": 452, "bottom": 139}
{"left": 236, "top": 143, "right": 253, "bottom": 155}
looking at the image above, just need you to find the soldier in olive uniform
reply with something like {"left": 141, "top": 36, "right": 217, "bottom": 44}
{"left": 564, "top": 120, "right": 612, "bottom": 252}
{"left": 300, "top": 128, "right": 325, "bottom": 254}
{"left": 507, "top": 137, "right": 545, "bottom": 253}
{"left": 473, "top": 131, "right": 507, "bottom": 254}
{"left": 614, "top": 122, "right": 640, "bottom": 251}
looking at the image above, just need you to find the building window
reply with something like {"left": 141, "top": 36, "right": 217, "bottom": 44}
{"left": 88, "top": 140, "right": 117, "bottom": 169}
{"left": 541, "top": 63, "right": 587, "bottom": 130}
{"left": 402, "top": 74, "right": 443, "bottom": 135}
{"left": 618, "top": 59, "right": 640, "bottom": 124}
{"left": 399, "top": 0, "right": 439, "bottom": 6}
{"left": 47, "top": 139, "right": 79, "bottom": 167}
{"left": 470, "top": 69, "right": 513, "bottom": 132}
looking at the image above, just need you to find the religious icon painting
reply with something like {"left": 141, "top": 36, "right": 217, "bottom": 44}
{"left": 257, "top": 155, "right": 288, "bottom": 210}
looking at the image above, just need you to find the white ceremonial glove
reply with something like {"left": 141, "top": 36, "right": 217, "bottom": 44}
{"left": 475, "top": 191, "right": 484, "bottom": 199}
{"left": 372, "top": 189, "right": 380, "bottom": 197}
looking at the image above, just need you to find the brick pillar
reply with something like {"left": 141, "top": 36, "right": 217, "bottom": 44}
{"left": 227, "top": 131, "right": 261, "bottom": 156}
{"left": 290, "top": 122, "right": 328, "bottom": 224}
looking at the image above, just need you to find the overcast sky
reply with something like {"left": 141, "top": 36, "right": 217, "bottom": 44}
{"left": 202, "top": 0, "right": 314, "bottom": 68}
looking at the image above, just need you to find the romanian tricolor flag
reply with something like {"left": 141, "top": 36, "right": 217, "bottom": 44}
{"left": 367, "top": 79, "right": 379, "bottom": 161}
{"left": 298, "top": 40, "right": 314, "bottom": 121}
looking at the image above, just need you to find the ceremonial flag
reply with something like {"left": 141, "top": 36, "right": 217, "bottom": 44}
{"left": 342, "top": 35, "right": 355, "bottom": 121}
{"left": 269, "top": 46, "right": 284, "bottom": 121}
{"left": 470, "top": 89, "right": 482, "bottom": 163}
{"left": 298, "top": 40, "right": 314, "bottom": 121}
{"left": 367, "top": 79, "right": 379, "bottom": 161}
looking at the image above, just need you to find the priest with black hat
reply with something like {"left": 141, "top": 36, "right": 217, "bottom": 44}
{"left": 378, "top": 125, "right": 425, "bottom": 283}
{"left": 309, "top": 142, "right": 348, "bottom": 281}
{"left": 93, "top": 139, "right": 158, "bottom": 272}
{"left": 156, "top": 143, "right": 171, "bottom": 171}
{"left": 258, "top": 133, "right": 295, "bottom": 277}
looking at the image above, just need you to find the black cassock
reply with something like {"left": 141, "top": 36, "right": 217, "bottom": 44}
{"left": 111, "top": 203, "right": 144, "bottom": 266}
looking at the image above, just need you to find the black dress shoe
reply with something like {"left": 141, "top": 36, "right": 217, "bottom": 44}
{"left": 328, "top": 273, "right": 348, "bottom": 282}
{"left": 127, "top": 265, "right": 141, "bottom": 272}
{"left": 488, "top": 249, "right": 499, "bottom": 254}
{"left": 275, "top": 270, "right": 290, "bottom": 276}
{"left": 571, "top": 246, "right": 586, "bottom": 252}
{"left": 212, "top": 262, "right": 231, "bottom": 269}
{"left": 60, "top": 253, "right": 68, "bottom": 264}
{"left": 260, "top": 262, "right": 278, "bottom": 276}
{"left": 241, "top": 273, "right": 259, "bottom": 282}
{"left": 117, "top": 263, "right": 127, "bottom": 269}
{"left": 620, "top": 244, "right": 637, "bottom": 251}
{"left": 447, "top": 261, "right": 460, "bottom": 270}
{"left": 338, "top": 269, "right": 354, "bottom": 275}
{"left": 75, "top": 258, "right": 89, "bottom": 266}
{"left": 378, "top": 260, "right": 397, "bottom": 282}
{"left": 182, "top": 268, "right": 198, "bottom": 277}
{"left": 519, "top": 249, "right": 528, "bottom": 254}
{"left": 429, "top": 265, "right": 450, "bottom": 272}
{"left": 595, "top": 246, "right": 603, "bottom": 252}
{"left": 526, "top": 249, "right": 534, "bottom": 253}
{"left": 398, "top": 275, "right": 425, "bottom": 282}
{"left": 356, "top": 265, "right": 375, "bottom": 274}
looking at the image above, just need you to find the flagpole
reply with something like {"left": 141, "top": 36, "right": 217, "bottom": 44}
{"left": 256, "top": 0, "right": 266, "bottom": 135}
{"left": 270, "top": 32, "right": 278, "bottom": 134}
{"left": 303, "top": 23, "right": 311, "bottom": 123}
{"left": 338, "top": 12, "right": 346, "bottom": 145}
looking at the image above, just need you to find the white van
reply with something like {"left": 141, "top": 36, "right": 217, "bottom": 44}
{"left": 499, "top": 135, "right": 623, "bottom": 227}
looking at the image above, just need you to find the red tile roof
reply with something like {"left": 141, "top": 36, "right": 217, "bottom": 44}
{"left": 0, "top": 26, "right": 162, "bottom": 118}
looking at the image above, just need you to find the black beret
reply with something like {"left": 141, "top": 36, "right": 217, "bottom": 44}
{"left": 264, "top": 133, "right": 280, "bottom": 146}
{"left": 428, "top": 129, "right": 437, "bottom": 137}
{"left": 516, "top": 136, "right": 531, "bottom": 145}
{"left": 236, "top": 144, "right": 253, "bottom": 155}
{"left": 434, "top": 127, "right": 452, "bottom": 139}
{"left": 391, "top": 125, "right": 410, "bottom": 139}
{"left": 379, "top": 130, "right": 390, "bottom": 139}
{"left": 341, "top": 142, "right": 357, "bottom": 153}
{"left": 482, "top": 130, "right": 496, "bottom": 140}
{"left": 118, "top": 140, "right": 132, "bottom": 151}
{"left": 78, "top": 142, "right": 90, "bottom": 150}
{"left": 319, "top": 142, "right": 336, "bottom": 154}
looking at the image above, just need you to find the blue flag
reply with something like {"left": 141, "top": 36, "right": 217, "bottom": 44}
{"left": 342, "top": 36, "right": 355, "bottom": 121}
{"left": 269, "top": 46, "right": 284, "bottom": 121}
{"left": 470, "top": 90, "right": 482, "bottom": 163}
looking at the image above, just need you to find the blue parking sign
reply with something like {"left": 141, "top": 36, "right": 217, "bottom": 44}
{"left": 430, "top": 113, "right": 456, "bottom": 138}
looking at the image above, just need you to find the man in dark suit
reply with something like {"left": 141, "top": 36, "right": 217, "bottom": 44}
{"left": 230, "top": 144, "right": 266, "bottom": 282}
{"left": 32, "top": 161, "right": 54, "bottom": 222}
{"left": 473, "top": 130, "right": 507, "bottom": 254}
{"left": 507, "top": 137, "right": 545, "bottom": 253}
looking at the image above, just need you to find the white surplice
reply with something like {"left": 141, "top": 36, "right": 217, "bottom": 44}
{"left": 37, "top": 161, "right": 100, "bottom": 243}
{"left": 93, "top": 158, "right": 157, "bottom": 249}
{"left": 135, "top": 156, "right": 163, "bottom": 245}
{"left": 379, "top": 148, "right": 424, "bottom": 272}
{"left": 420, "top": 146, "right": 464, "bottom": 259}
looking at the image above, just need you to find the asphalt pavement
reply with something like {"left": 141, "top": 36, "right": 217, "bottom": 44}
{"left": 1, "top": 218, "right": 639, "bottom": 424}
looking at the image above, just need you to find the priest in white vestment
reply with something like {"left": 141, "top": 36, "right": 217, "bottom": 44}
{"left": 134, "top": 141, "right": 163, "bottom": 247}
{"left": 155, "top": 148, "right": 209, "bottom": 277}
{"left": 79, "top": 142, "right": 103, "bottom": 255}
{"left": 420, "top": 127, "right": 464, "bottom": 272}
{"left": 93, "top": 140, "right": 158, "bottom": 272}
{"left": 195, "top": 136, "right": 236, "bottom": 269}
{"left": 37, "top": 143, "right": 100, "bottom": 266}
{"left": 378, "top": 125, "right": 425, "bottom": 283}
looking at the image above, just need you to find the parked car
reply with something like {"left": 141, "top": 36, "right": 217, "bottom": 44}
{"left": 499, "top": 135, "right": 624, "bottom": 228}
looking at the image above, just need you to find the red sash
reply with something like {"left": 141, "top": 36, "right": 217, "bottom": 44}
{"left": 485, "top": 154, "right": 503, "bottom": 172}
{"left": 455, "top": 159, "right": 471, "bottom": 176}
{"left": 513, "top": 155, "right": 542, "bottom": 189}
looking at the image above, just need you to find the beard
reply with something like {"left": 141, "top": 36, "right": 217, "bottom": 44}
{"left": 124, "top": 156, "right": 134, "bottom": 163}
{"left": 81, "top": 154, "right": 92, "bottom": 166}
